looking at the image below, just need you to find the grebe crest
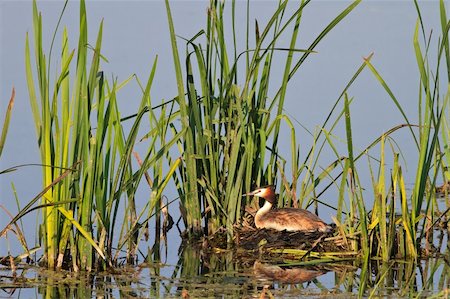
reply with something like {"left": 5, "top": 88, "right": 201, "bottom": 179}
{"left": 243, "top": 185, "right": 332, "bottom": 233}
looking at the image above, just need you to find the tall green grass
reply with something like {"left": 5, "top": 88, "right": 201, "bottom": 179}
{"left": 330, "top": 1, "right": 449, "bottom": 295}
{"left": 21, "top": 0, "right": 179, "bottom": 270}
{"left": 366, "top": 0, "right": 449, "bottom": 259}
{"left": 165, "top": 0, "right": 361, "bottom": 238}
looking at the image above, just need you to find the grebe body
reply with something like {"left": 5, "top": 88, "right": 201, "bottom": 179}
{"left": 244, "top": 186, "right": 331, "bottom": 233}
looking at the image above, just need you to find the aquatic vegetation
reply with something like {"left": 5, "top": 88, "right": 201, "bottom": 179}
{"left": 1, "top": 242, "right": 449, "bottom": 298}
{"left": 165, "top": 0, "right": 361, "bottom": 238}
{"left": 13, "top": 0, "right": 180, "bottom": 270}
{"left": 0, "top": 1, "right": 449, "bottom": 297}
{"left": 166, "top": 0, "right": 449, "bottom": 295}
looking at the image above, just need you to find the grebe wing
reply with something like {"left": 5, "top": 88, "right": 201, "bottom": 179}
{"left": 262, "top": 208, "right": 328, "bottom": 231}
{"left": 271, "top": 208, "right": 325, "bottom": 221}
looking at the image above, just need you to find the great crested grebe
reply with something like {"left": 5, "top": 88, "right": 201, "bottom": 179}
{"left": 244, "top": 186, "right": 332, "bottom": 232}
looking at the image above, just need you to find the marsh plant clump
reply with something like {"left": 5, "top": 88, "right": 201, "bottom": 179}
{"left": 0, "top": 0, "right": 450, "bottom": 296}
{"left": 3, "top": 0, "right": 180, "bottom": 271}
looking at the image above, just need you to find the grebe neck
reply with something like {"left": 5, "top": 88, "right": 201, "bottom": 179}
{"left": 255, "top": 200, "right": 273, "bottom": 228}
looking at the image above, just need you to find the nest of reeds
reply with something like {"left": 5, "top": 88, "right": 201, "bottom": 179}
{"left": 233, "top": 225, "right": 343, "bottom": 252}
{"left": 203, "top": 209, "right": 351, "bottom": 257}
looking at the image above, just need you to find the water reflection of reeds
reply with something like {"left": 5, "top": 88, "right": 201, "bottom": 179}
{"left": 1, "top": 238, "right": 450, "bottom": 298}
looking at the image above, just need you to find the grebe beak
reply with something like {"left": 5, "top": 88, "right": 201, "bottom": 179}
{"left": 242, "top": 189, "right": 261, "bottom": 197}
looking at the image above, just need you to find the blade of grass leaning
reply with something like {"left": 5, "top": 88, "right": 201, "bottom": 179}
{"left": 316, "top": 124, "right": 418, "bottom": 203}
{"left": 0, "top": 161, "right": 78, "bottom": 234}
{"left": 364, "top": 59, "right": 419, "bottom": 148}
{"left": 116, "top": 157, "right": 181, "bottom": 252}
{"left": 0, "top": 88, "right": 15, "bottom": 159}
{"left": 440, "top": 0, "right": 450, "bottom": 80}
{"left": 271, "top": 0, "right": 361, "bottom": 104}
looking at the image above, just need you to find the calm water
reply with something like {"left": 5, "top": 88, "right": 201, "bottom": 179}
{"left": 1, "top": 1, "right": 449, "bottom": 297}
{"left": 1, "top": 239, "right": 450, "bottom": 298}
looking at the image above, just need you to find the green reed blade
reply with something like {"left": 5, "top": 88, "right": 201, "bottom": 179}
{"left": 270, "top": 0, "right": 303, "bottom": 173}
{"left": 399, "top": 166, "right": 417, "bottom": 257}
{"left": 344, "top": 93, "right": 369, "bottom": 296}
{"left": 440, "top": 0, "right": 450, "bottom": 80}
{"left": 0, "top": 161, "right": 79, "bottom": 237}
{"left": 364, "top": 60, "right": 419, "bottom": 149}
{"left": 25, "top": 33, "right": 42, "bottom": 141}
{"left": 377, "top": 135, "right": 388, "bottom": 262}
{"left": 344, "top": 94, "right": 354, "bottom": 172}
{"left": 165, "top": 0, "right": 201, "bottom": 234}
{"left": 0, "top": 88, "right": 15, "bottom": 159}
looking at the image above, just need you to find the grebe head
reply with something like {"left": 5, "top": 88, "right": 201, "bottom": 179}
{"left": 243, "top": 185, "right": 276, "bottom": 204}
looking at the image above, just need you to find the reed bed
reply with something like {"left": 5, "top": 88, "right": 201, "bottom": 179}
{"left": 0, "top": 0, "right": 181, "bottom": 271}
{"left": 165, "top": 0, "right": 361, "bottom": 238}
{"left": 0, "top": 3, "right": 449, "bottom": 298}
{"left": 165, "top": 0, "right": 449, "bottom": 295}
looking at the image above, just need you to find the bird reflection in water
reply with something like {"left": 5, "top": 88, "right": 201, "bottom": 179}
{"left": 253, "top": 261, "right": 326, "bottom": 284}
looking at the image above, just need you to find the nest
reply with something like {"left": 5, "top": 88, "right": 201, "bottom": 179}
{"left": 193, "top": 210, "right": 353, "bottom": 262}
{"left": 202, "top": 222, "right": 350, "bottom": 257}
{"left": 234, "top": 225, "right": 346, "bottom": 252}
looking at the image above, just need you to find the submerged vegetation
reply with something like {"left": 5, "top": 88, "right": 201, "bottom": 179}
{"left": 1, "top": 0, "right": 450, "bottom": 297}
